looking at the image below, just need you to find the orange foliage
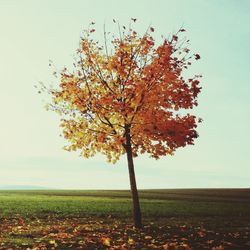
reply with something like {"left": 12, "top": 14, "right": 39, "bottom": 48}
{"left": 47, "top": 20, "right": 202, "bottom": 163}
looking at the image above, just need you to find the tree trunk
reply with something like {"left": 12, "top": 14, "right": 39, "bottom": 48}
{"left": 125, "top": 125, "right": 142, "bottom": 228}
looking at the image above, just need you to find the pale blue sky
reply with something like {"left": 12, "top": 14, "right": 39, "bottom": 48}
{"left": 0, "top": 0, "right": 249, "bottom": 189}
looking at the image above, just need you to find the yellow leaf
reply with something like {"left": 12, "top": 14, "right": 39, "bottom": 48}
{"left": 102, "top": 237, "right": 111, "bottom": 246}
{"left": 49, "top": 240, "right": 58, "bottom": 247}
{"left": 128, "top": 238, "right": 135, "bottom": 244}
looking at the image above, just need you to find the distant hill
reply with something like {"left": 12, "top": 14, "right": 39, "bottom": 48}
{"left": 0, "top": 185, "right": 53, "bottom": 190}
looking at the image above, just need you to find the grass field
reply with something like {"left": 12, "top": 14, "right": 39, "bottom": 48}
{"left": 0, "top": 189, "right": 249, "bottom": 249}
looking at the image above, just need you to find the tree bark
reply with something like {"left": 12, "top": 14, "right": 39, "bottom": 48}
{"left": 125, "top": 125, "right": 142, "bottom": 228}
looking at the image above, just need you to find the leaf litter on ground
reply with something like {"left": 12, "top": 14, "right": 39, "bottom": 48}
{"left": 0, "top": 217, "right": 249, "bottom": 249}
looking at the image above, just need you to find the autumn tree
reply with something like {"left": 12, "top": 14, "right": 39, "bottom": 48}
{"left": 43, "top": 19, "right": 202, "bottom": 228}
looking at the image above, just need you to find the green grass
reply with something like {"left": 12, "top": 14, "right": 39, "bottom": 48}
{"left": 0, "top": 189, "right": 249, "bottom": 219}
{"left": 0, "top": 189, "right": 249, "bottom": 249}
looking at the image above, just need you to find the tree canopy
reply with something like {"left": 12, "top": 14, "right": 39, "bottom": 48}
{"left": 45, "top": 20, "right": 202, "bottom": 163}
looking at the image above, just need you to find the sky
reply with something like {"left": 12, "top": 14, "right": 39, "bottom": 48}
{"left": 0, "top": 0, "right": 249, "bottom": 189}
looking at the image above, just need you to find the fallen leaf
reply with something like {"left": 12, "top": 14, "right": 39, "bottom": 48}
{"left": 102, "top": 237, "right": 111, "bottom": 246}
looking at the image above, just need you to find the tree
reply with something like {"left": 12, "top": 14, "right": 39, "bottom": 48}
{"left": 43, "top": 19, "right": 202, "bottom": 228}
